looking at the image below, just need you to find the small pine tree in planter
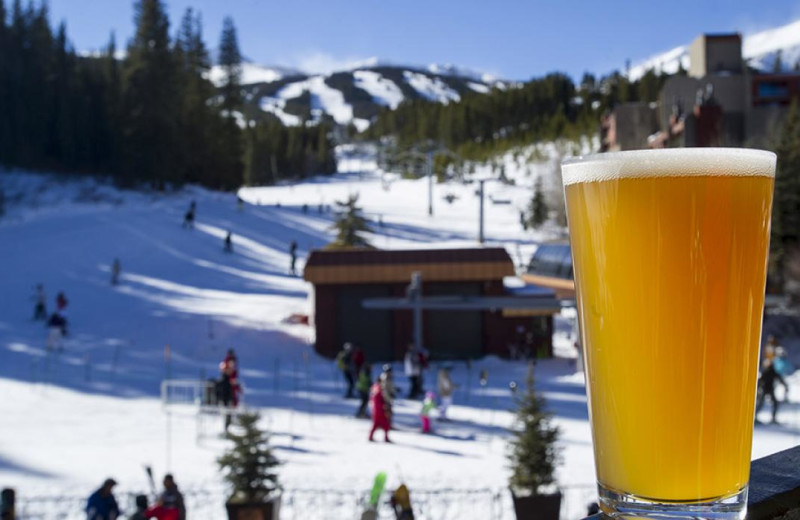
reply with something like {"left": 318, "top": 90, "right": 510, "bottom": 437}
{"left": 218, "top": 412, "right": 281, "bottom": 520}
{"left": 507, "top": 364, "right": 561, "bottom": 520}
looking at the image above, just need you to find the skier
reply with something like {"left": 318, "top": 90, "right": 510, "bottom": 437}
{"left": 355, "top": 363, "right": 373, "bottom": 418}
{"left": 182, "top": 201, "right": 196, "bottom": 229}
{"left": 437, "top": 366, "right": 457, "bottom": 421}
{"left": 56, "top": 291, "right": 68, "bottom": 312}
{"left": 380, "top": 364, "right": 398, "bottom": 401}
{"left": 390, "top": 484, "right": 414, "bottom": 520}
{"left": 224, "top": 231, "right": 233, "bottom": 253}
{"left": 404, "top": 344, "right": 422, "bottom": 399}
{"left": 111, "top": 258, "right": 121, "bottom": 285}
{"left": 145, "top": 474, "right": 185, "bottom": 520}
{"left": 128, "top": 495, "right": 148, "bottom": 520}
{"left": 420, "top": 391, "right": 436, "bottom": 434}
{"left": 755, "top": 358, "right": 788, "bottom": 424}
{"left": 47, "top": 313, "right": 66, "bottom": 352}
{"left": 289, "top": 240, "right": 298, "bottom": 275}
{"left": 368, "top": 374, "right": 392, "bottom": 443}
{"left": 33, "top": 283, "right": 47, "bottom": 321}
{"left": 336, "top": 343, "right": 355, "bottom": 398}
{"left": 236, "top": 196, "right": 244, "bottom": 212}
{"left": 219, "top": 349, "right": 241, "bottom": 431}
{"left": 86, "top": 478, "right": 120, "bottom": 520}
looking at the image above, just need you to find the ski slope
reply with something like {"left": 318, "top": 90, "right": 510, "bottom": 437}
{"left": 1, "top": 151, "right": 799, "bottom": 519}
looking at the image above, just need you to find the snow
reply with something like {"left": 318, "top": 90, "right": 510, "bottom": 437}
{"left": 2, "top": 145, "right": 799, "bottom": 518}
{"left": 260, "top": 76, "right": 355, "bottom": 127}
{"left": 627, "top": 17, "right": 800, "bottom": 80}
{"left": 403, "top": 71, "right": 461, "bottom": 104}
{"left": 259, "top": 97, "right": 302, "bottom": 126}
{"left": 353, "top": 70, "right": 405, "bottom": 109}
{"left": 206, "top": 62, "right": 289, "bottom": 87}
{"left": 468, "top": 82, "right": 491, "bottom": 94}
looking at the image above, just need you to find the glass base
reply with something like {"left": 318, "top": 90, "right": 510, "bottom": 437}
{"left": 598, "top": 483, "right": 748, "bottom": 520}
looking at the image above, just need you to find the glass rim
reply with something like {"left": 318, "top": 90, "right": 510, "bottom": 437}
{"left": 561, "top": 147, "right": 776, "bottom": 167}
{"left": 561, "top": 147, "right": 776, "bottom": 185}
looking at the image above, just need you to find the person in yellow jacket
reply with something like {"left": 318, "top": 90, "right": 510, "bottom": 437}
{"left": 390, "top": 483, "right": 414, "bottom": 519}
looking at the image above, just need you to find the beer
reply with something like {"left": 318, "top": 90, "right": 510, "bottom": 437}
{"left": 562, "top": 149, "right": 775, "bottom": 513}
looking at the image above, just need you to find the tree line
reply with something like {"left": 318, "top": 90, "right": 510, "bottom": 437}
{"left": 0, "top": 0, "right": 336, "bottom": 190}
{"left": 367, "top": 69, "right": 670, "bottom": 162}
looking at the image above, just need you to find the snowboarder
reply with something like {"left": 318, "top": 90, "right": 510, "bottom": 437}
{"left": 437, "top": 366, "right": 457, "bottom": 421}
{"left": 182, "top": 201, "right": 196, "bottom": 229}
{"left": 420, "top": 391, "right": 436, "bottom": 434}
{"left": 390, "top": 484, "right": 414, "bottom": 519}
{"left": 86, "top": 478, "right": 120, "bottom": 520}
{"left": 128, "top": 495, "right": 148, "bottom": 520}
{"left": 755, "top": 358, "right": 788, "bottom": 424}
{"left": 224, "top": 231, "right": 233, "bottom": 253}
{"left": 404, "top": 344, "right": 422, "bottom": 399}
{"left": 337, "top": 343, "right": 355, "bottom": 398}
{"left": 289, "top": 240, "right": 298, "bottom": 275}
{"left": 111, "top": 258, "right": 121, "bottom": 285}
{"left": 145, "top": 474, "right": 185, "bottom": 520}
{"left": 368, "top": 376, "right": 392, "bottom": 442}
{"left": 355, "top": 363, "right": 373, "bottom": 418}
{"left": 56, "top": 291, "right": 68, "bottom": 312}
{"left": 33, "top": 283, "right": 47, "bottom": 321}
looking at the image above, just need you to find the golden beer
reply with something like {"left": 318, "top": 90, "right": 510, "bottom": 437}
{"left": 562, "top": 149, "right": 775, "bottom": 515}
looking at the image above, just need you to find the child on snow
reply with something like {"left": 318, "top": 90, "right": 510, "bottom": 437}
{"left": 420, "top": 391, "right": 436, "bottom": 434}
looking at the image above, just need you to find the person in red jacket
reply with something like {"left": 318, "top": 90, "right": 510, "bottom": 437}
{"left": 368, "top": 376, "right": 392, "bottom": 443}
{"left": 220, "top": 349, "right": 241, "bottom": 406}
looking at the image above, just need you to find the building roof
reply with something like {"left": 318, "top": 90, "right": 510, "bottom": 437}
{"left": 303, "top": 247, "right": 515, "bottom": 284}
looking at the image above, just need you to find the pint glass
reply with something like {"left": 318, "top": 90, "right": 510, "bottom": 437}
{"left": 562, "top": 148, "right": 776, "bottom": 519}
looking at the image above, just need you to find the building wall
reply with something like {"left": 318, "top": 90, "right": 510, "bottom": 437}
{"left": 689, "top": 35, "right": 742, "bottom": 78}
{"left": 311, "top": 280, "right": 555, "bottom": 361}
{"left": 609, "top": 103, "right": 660, "bottom": 150}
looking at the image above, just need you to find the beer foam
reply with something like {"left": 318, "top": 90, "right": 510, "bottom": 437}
{"left": 561, "top": 148, "right": 776, "bottom": 185}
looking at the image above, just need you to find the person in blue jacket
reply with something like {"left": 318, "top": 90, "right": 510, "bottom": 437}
{"left": 86, "top": 478, "right": 120, "bottom": 520}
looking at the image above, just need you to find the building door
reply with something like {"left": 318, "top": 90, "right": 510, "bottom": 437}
{"left": 424, "top": 282, "right": 483, "bottom": 360}
{"left": 336, "top": 285, "right": 394, "bottom": 362}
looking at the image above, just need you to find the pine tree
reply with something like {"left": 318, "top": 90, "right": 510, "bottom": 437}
{"left": 214, "top": 16, "right": 244, "bottom": 189}
{"left": 218, "top": 16, "right": 242, "bottom": 114}
{"left": 526, "top": 177, "right": 549, "bottom": 229}
{"left": 122, "top": 0, "right": 179, "bottom": 188}
{"left": 218, "top": 412, "right": 280, "bottom": 503}
{"left": 508, "top": 365, "right": 560, "bottom": 496}
{"left": 770, "top": 100, "right": 800, "bottom": 295}
{"left": 330, "top": 193, "right": 372, "bottom": 248}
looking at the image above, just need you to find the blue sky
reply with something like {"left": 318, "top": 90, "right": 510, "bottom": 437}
{"left": 47, "top": 0, "right": 800, "bottom": 80}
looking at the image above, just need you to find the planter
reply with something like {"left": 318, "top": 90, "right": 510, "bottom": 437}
{"left": 225, "top": 495, "right": 281, "bottom": 520}
{"left": 510, "top": 489, "right": 561, "bottom": 520}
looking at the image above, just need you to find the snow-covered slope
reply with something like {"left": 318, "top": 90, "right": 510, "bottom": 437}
{"left": 225, "top": 62, "right": 504, "bottom": 129}
{"left": 2, "top": 150, "right": 797, "bottom": 518}
{"left": 627, "top": 17, "right": 800, "bottom": 80}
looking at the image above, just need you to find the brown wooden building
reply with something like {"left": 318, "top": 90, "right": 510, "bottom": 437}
{"left": 303, "top": 248, "right": 559, "bottom": 361}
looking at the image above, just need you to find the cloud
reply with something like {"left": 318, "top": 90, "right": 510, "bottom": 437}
{"left": 292, "top": 52, "right": 381, "bottom": 75}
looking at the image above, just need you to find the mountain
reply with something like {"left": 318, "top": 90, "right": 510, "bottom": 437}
{"left": 627, "top": 18, "right": 800, "bottom": 80}
{"left": 208, "top": 61, "right": 507, "bottom": 130}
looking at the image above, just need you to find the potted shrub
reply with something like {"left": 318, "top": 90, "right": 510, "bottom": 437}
{"left": 508, "top": 364, "right": 561, "bottom": 520}
{"left": 218, "top": 412, "right": 281, "bottom": 520}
